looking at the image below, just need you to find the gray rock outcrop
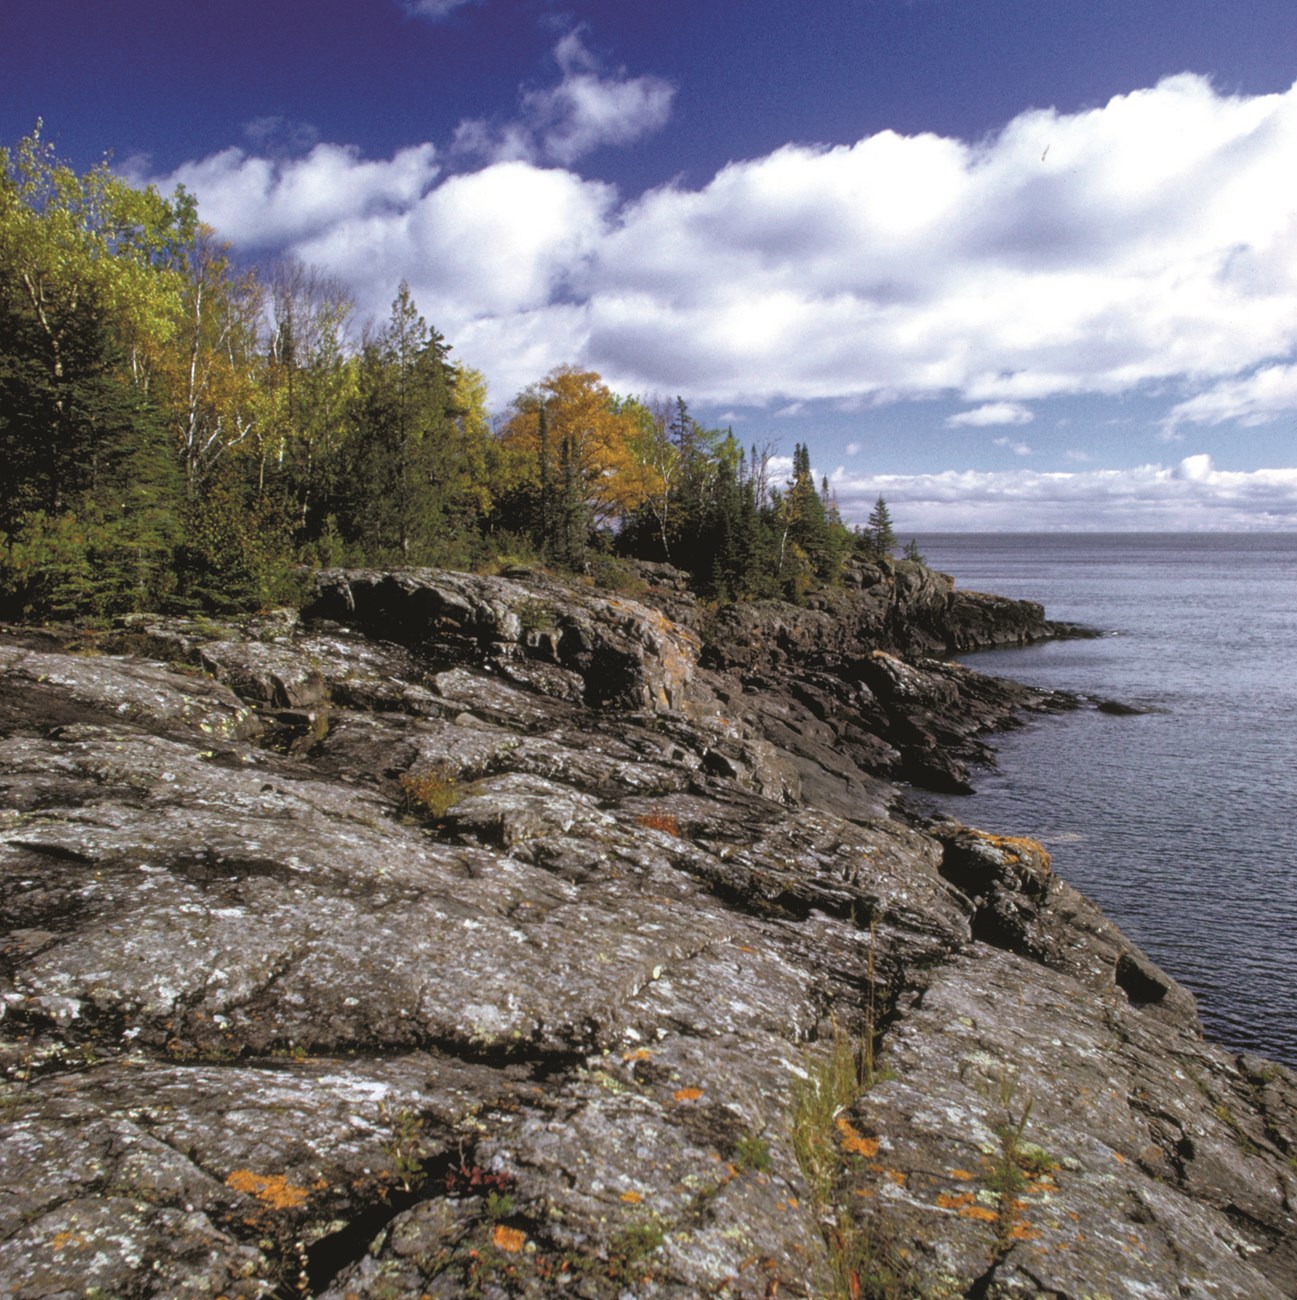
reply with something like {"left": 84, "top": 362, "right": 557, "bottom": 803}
{"left": 0, "top": 567, "right": 1292, "bottom": 1299}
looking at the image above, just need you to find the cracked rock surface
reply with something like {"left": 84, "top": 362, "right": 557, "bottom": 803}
{"left": 1, "top": 564, "right": 1293, "bottom": 1298}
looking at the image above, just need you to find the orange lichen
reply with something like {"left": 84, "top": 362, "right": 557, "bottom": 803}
{"left": 672, "top": 1087, "right": 704, "bottom": 1102}
{"left": 620, "top": 1190, "right": 643, "bottom": 1203}
{"left": 959, "top": 1205, "right": 999, "bottom": 1223}
{"left": 948, "top": 1168, "right": 976, "bottom": 1181}
{"left": 623, "top": 1049, "right": 653, "bottom": 1062}
{"left": 1009, "top": 1222, "right": 1040, "bottom": 1241}
{"left": 492, "top": 1225, "right": 526, "bottom": 1253}
{"left": 225, "top": 1169, "right": 311, "bottom": 1210}
{"left": 835, "top": 1116, "right": 880, "bottom": 1158}
{"left": 971, "top": 830, "right": 1052, "bottom": 873}
{"left": 50, "top": 1231, "right": 86, "bottom": 1251}
{"left": 936, "top": 1192, "right": 975, "bottom": 1210}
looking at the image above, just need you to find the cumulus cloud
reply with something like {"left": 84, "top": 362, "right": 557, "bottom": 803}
{"left": 584, "top": 73, "right": 1297, "bottom": 404}
{"left": 157, "top": 142, "right": 440, "bottom": 248}
{"left": 292, "top": 161, "right": 615, "bottom": 388}
{"left": 947, "top": 402, "right": 1035, "bottom": 428}
{"left": 149, "top": 72, "right": 1297, "bottom": 427}
{"left": 828, "top": 456, "right": 1297, "bottom": 532}
{"left": 454, "top": 29, "right": 674, "bottom": 166}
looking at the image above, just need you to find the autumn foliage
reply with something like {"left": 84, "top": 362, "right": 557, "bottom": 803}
{"left": 1, "top": 124, "right": 887, "bottom": 621}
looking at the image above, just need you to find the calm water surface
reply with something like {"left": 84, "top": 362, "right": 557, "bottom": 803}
{"left": 912, "top": 533, "right": 1297, "bottom": 1067}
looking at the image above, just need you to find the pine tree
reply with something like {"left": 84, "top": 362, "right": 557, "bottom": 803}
{"left": 863, "top": 495, "right": 897, "bottom": 559}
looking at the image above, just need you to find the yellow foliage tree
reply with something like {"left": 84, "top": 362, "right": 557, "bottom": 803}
{"left": 499, "top": 366, "right": 651, "bottom": 528}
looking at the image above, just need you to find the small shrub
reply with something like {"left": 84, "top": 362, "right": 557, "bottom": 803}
{"left": 606, "top": 1215, "right": 666, "bottom": 1284}
{"left": 734, "top": 1132, "right": 773, "bottom": 1173}
{"left": 378, "top": 1103, "right": 428, "bottom": 1192}
{"left": 399, "top": 763, "right": 460, "bottom": 820}
{"left": 587, "top": 552, "right": 648, "bottom": 596}
{"left": 516, "top": 596, "right": 559, "bottom": 633}
{"left": 634, "top": 808, "right": 681, "bottom": 837}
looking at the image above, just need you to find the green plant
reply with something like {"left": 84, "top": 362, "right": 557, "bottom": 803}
{"left": 484, "top": 1189, "right": 515, "bottom": 1220}
{"left": 399, "top": 763, "right": 460, "bottom": 821}
{"left": 734, "top": 1132, "right": 773, "bottom": 1173}
{"left": 606, "top": 1214, "right": 666, "bottom": 1284}
{"left": 516, "top": 597, "right": 558, "bottom": 634}
{"left": 379, "top": 1103, "right": 428, "bottom": 1191}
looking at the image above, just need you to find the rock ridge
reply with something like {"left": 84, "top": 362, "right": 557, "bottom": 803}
{"left": 0, "top": 564, "right": 1292, "bottom": 1299}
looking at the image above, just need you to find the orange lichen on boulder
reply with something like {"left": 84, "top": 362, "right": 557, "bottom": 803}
{"left": 968, "top": 829, "right": 1052, "bottom": 873}
{"left": 936, "top": 1191, "right": 976, "bottom": 1210}
{"left": 492, "top": 1225, "right": 526, "bottom": 1253}
{"left": 835, "top": 1116, "right": 880, "bottom": 1158}
{"left": 672, "top": 1086, "right": 705, "bottom": 1102}
{"left": 225, "top": 1169, "right": 312, "bottom": 1210}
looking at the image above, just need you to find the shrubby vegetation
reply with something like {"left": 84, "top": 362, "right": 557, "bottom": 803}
{"left": 0, "top": 126, "right": 905, "bottom": 620}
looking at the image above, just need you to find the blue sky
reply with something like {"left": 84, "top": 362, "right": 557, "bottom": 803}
{"left": 4, "top": 0, "right": 1297, "bottom": 529}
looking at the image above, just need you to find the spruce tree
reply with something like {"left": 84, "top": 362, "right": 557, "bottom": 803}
{"left": 864, "top": 495, "right": 897, "bottom": 559}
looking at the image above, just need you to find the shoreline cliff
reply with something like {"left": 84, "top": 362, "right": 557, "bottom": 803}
{"left": 1, "top": 561, "right": 1293, "bottom": 1299}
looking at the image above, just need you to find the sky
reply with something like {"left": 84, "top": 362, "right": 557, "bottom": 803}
{"left": 4, "top": 0, "right": 1297, "bottom": 531}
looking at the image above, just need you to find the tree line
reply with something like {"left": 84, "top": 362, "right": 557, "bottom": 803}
{"left": 0, "top": 126, "right": 906, "bottom": 620}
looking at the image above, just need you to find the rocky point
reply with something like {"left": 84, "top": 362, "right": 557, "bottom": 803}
{"left": 0, "top": 559, "right": 1293, "bottom": 1299}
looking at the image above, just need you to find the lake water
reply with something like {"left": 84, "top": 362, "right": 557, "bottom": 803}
{"left": 911, "top": 533, "right": 1297, "bottom": 1068}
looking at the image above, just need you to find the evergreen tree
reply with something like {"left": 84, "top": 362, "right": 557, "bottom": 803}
{"left": 340, "top": 283, "right": 468, "bottom": 564}
{"left": 862, "top": 495, "right": 897, "bottom": 559}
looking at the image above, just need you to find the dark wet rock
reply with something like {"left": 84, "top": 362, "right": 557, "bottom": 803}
{"left": 0, "top": 568, "right": 1292, "bottom": 1298}
{"left": 1097, "top": 697, "right": 1151, "bottom": 715}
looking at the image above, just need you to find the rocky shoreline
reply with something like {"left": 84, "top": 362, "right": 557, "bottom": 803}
{"left": 1, "top": 560, "right": 1293, "bottom": 1299}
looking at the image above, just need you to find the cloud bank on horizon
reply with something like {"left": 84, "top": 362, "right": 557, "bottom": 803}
{"left": 143, "top": 44, "right": 1297, "bottom": 530}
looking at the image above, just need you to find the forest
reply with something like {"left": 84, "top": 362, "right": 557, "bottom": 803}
{"left": 0, "top": 126, "right": 902, "bottom": 621}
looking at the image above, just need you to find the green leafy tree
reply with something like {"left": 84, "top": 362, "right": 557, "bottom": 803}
{"left": 0, "top": 127, "right": 192, "bottom": 616}
{"left": 261, "top": 257, "right": 356, "bottom": 536}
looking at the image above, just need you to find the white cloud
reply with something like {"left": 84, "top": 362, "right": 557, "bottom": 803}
{"left": 454, "top": 29, "right": 674, "bottom": 166}
{"left": 293, "top": 162, "right": 615, "bottom": 391}
{"left": 993, "top": 437, "right": 1033, "bottom": 456}
{"left": 157, "top": 142, "right": 440, "bottom": 248}
{"left": 828, "top": 455, "right": 1297, "bottom": 532}
{"left": 148, "top": 72, "right": 1297, "bottom": 428}
{"left": 1164, "top": 363, "right": 1297, "bottom": 432}
{"left": 584, "top": 74, "right": 1297, "bottom": 404}
{"left": 243, "top": 115, "right": 319, "bottom": 156}
{"left": 947, "top": 402, "right": 1035, "bottom": 428}
{"left": 398, "top": 0, "right": 479, "bottom": 20}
